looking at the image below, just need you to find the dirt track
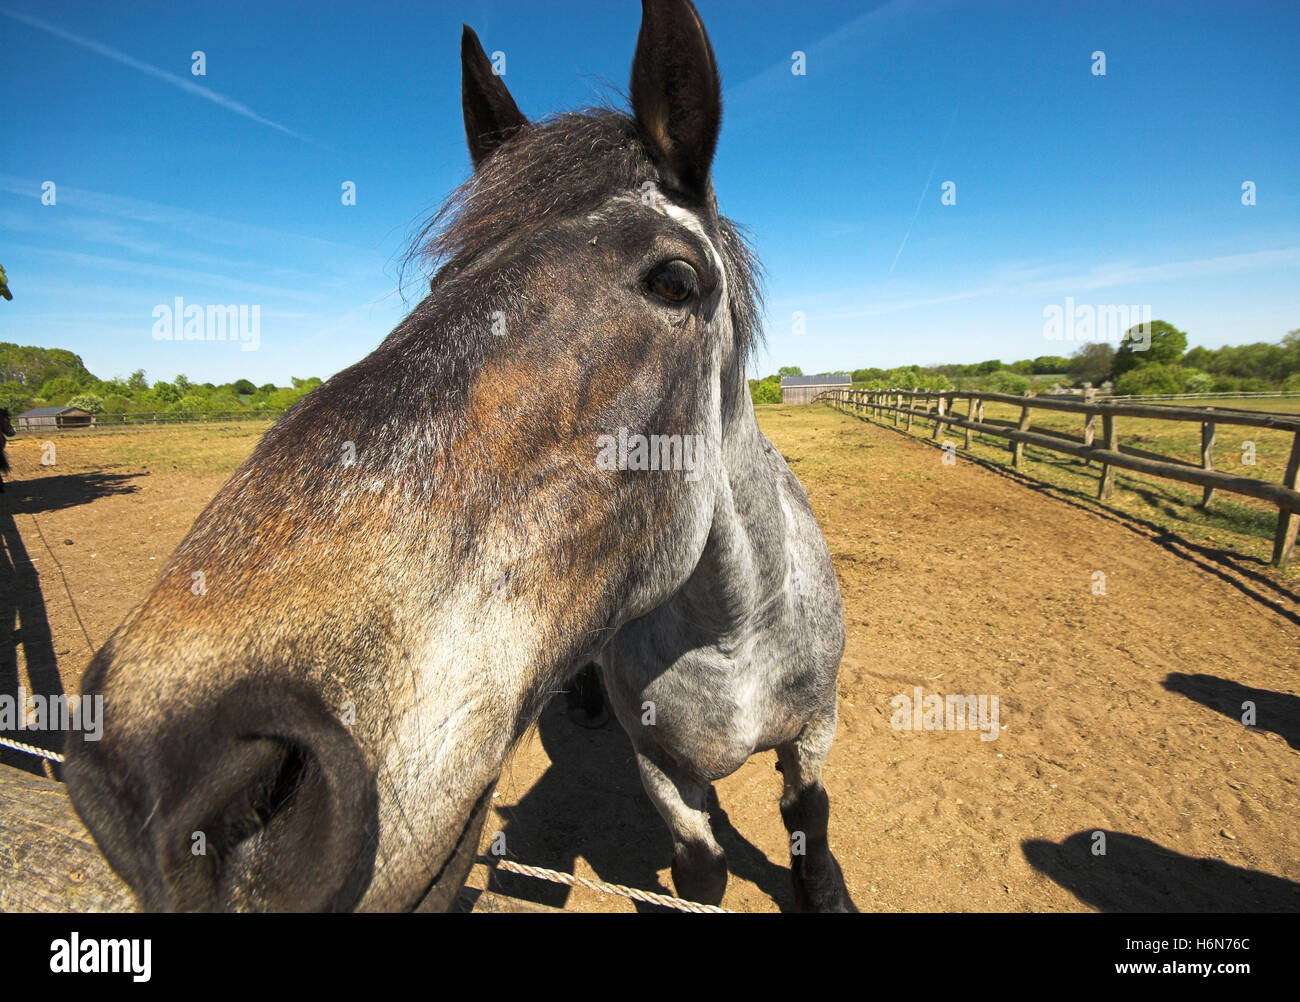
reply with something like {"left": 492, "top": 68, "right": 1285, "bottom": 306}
{"left": 2, "top": 406, "right": 1297, "bottom": 911}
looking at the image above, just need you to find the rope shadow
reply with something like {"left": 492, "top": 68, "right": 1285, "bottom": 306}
{"left": 485, "top": 694, "right": 796, "bottom": 912}
{"left": 0, "top": 509, "right": 65, "bottom": 775}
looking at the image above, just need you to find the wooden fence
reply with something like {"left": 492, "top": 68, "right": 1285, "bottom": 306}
{"left": 16, "top": 410, "right": 287, "bottom": 430}
{"left": 816, "top": 387, "right": 1300, "bottom": 567}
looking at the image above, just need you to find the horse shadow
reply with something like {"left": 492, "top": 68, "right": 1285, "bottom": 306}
{"left": 485, "top": 693, "right": 798, "bottom": 911}
{"left": 1023, "top": 830, "right": 1300, "bottom": 911}
{"left": 3, "top": 471, "right": 139, "bottom": 516}
{"left": 1162, "top": 673, "right": 1300, "bottom": 751}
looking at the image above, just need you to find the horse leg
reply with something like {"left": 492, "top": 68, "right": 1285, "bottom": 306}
{"left": 776, "top": 710, "right": 857, "bottom": 912}
{"left": 632, "top": 741, "right": 728, "bottom": 906}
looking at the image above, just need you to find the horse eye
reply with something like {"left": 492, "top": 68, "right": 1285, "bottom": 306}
{"left": 647, "top": 261, "right": 697, "bottom": 305}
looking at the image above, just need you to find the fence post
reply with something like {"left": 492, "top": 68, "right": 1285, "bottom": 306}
{"left": 1271, "top": 431, "right": 1300, "bottom": 566}
{"left": 1098, "top": 414, "right": 1118, "bottom": 500}
{"left": 1083, "top": 388, "right": 1097, "bottom": 465}
{"left": 895, "top": 392, "right": 902, "bottom": 427}
{"left": 906, "top": 388, "right": 917, "bottom": 432}
{"left": 1011, "top": 391, "right": 1034, "bottom": 467}
{"left": 1200, "top": 412, "right": 1216, "bottom": 507}
{"left": 931, "top": 394, "right": 947, "bottom": 440}
{"left": 964, "top": 396, "right": 975, "bottom": 449}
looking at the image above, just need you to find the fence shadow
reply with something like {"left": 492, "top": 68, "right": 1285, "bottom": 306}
{"left": 484, "top": 693, "right": 796, "bottom": 911}
{"left": 1163, "top": 673, "right": 1300, "bottom": 750}
{"left": 1023, "top": 830, "right": 1300, "bottom": 911}
{"left": 829, "top": 406, "right": 1300, "bottom": 627}
{"left": 0, "top": 509, "right": 65, "bottom": 775}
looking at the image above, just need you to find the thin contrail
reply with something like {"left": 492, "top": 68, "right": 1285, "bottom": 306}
{"left": 889, "top": 103, "right": 960, "bottom": 275}
{"left": 1, "top": 7, "right": 314, "bottom": 145}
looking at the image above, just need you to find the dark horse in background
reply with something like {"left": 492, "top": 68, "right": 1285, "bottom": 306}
{"left": 65, "top": 0, "right": 856, "bottom": 912}
{"left": 0, "top": 409, "right": 15, "bottom": 492}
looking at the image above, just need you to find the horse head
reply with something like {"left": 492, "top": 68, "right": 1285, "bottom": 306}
{"left": 65, "top": 0, "right": 763, "bottom": 911}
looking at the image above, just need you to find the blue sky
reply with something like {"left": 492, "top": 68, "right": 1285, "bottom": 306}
{"left": 1, "top": 0, "right": 1297, "bottom": 386}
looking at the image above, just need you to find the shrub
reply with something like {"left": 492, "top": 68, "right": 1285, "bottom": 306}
{"left": 1114, "top": 364, "right": 1185, "bottom": 396}
{"left": 66, "top": 392, "right": 105, "bottom": 414}
{"left": 1182, "top": 370, "right": 1214, "bottom": 393}
{"left": 983, "top": 370, "right": 1031, "bottom": 394}
{"left": 749, "top": 376, "right": 781, "bottom": 404}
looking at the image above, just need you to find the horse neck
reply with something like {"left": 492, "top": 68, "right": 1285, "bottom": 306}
{"left": 677, "top": 362, "right": 790, "bottom": 631}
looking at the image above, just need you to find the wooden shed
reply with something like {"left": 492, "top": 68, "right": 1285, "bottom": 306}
{"left": 780, "top": 373, "right": 851, "bottom": 405}
{"left": 14, "top": 406, "right": 94, "bottom": 431}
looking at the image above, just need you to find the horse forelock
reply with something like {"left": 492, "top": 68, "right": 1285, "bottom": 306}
{"left": 406, "top": 107, "right": 764, "bottom": 369}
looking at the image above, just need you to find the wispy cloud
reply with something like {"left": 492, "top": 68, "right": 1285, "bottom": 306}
{"left": 889, "top": 102, "right": 960, "bottom": 275}
{"left": 0, "top": 7, "right": 315, "bottom": 145}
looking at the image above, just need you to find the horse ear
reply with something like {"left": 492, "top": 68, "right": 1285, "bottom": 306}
{"left": 629, "top": 0, "right": 722, "bottom": 200}
{"left": 461, "top": 25, "right": 529, "bottom": 168}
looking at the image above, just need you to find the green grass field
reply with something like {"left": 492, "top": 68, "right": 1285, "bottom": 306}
{"left": 11, "top": 419, "right": 273, "bottom": 476}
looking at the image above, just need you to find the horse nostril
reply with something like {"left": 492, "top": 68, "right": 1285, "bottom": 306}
{"left": 202, "top": 738, "right": 309, "bottom": 868}
{"left": 66, "top": 679, "right": 379, "bottom": 912}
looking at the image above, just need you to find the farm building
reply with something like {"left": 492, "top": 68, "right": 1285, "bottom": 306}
{"left": 780, "top": 373, "right": 851, "bottom": 405}
{"left": 14, "top": 405, "right": 95, "bottom": 430}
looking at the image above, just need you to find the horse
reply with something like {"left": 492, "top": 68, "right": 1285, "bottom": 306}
{"left": 0, "top": 409, "right": 15, "bottom": 492}
{"left": 64, "top": 0, "right": 856, "bottom": 913}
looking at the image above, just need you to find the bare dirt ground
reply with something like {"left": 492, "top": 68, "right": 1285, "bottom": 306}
{"left": 2, "top": 408, "right": 1297, "bottom": 912}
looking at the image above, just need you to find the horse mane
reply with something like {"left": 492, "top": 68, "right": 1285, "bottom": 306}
{"left": 405, "top": 108, "right": 764, "bottom": 365}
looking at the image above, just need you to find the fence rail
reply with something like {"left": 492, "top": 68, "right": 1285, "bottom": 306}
{"left": 817, "top": 387, "right": 1300, "bottom": 566}
{"left": 1103, "top": 390, "right": 1300, "bottom": 403}
{"left": 19, "top": 409, "right": 286, "bottom": 430}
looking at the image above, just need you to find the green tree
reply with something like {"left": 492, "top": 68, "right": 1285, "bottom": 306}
{"left": 0, "top": 384, "right": 31, "bottom": 413}
{"left": 150, "top": 381, "right": 180, "bottom": 405}
{"left": 1113, "top": 321, "right": 1187, "bottom": 377}
{"left": 127, "top": 369, "right": 149, "bottom": 392}
{"left": 233, "top": 379, "right": 257, "bottom": 396}
{"left": 38, "top": 376, "right": 81, "bottom": 403}
{"left": 776, "top": 366, "right": 803, "bottom": 379}
{"left": 1067, "top": 343, "right": 1116, "bottom": 386}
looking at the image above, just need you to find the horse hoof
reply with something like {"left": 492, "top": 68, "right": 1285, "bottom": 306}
{"left": 567, "top": 705, "right": 609, "bottom": 729}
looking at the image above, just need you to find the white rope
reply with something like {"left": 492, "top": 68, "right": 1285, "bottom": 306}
{"left": 1, "top": 736, "right": 725, "bottom": 913}
{"left": 0, "top": 735, "right": 65, "bottom": 763}
{"left": 491, "top": 857, "right": 731, "bottom": 913}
